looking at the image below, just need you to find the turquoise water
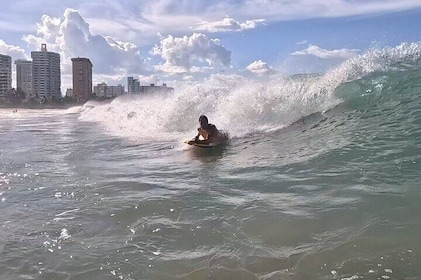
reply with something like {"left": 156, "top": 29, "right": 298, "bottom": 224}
{"left": 1, "top": 42, "right": 421, "bottom": 279}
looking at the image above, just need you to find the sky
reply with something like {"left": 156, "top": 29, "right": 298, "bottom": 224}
{"left": 1, "top": 0, "right": 421, "bottom": 91}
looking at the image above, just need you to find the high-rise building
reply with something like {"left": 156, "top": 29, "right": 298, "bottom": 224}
{"left": 0, "top": 54, "right": 12, "bottom": 98}
{"left": 15, "top": 59, "right": 33, "bottom": 98}
{"left": 127, "top": 76, "right": 140, "bottom": 94}
{"left": 31, "top": 44, "right": 61, "bottom": 100}
{"left": 71, "top": 57, "right": 93, "bottom": 103}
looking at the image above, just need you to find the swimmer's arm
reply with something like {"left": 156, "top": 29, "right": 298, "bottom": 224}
{"left": 195, "top": 130, "right": 214, "bottom": 144}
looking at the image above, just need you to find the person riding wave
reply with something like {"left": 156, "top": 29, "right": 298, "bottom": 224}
{"left": 188, "top": 115, "right": 227, "bottom": 145}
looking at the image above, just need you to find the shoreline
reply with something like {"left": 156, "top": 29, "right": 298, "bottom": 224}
{"left": 0, "top": 103, "right": 78, "bottom": 110}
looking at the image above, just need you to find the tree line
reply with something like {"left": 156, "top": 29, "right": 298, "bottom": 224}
{"left": 0, "top": 88, "right": 77, "bottom": 107}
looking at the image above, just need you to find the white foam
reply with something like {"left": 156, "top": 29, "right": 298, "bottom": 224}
{"left": 78, "top": 74, "right": 341, "bottom": 141}
{"left": 59, "top": 228, "right": 71, "bottom": 241}
{"left": 78, "top": 42, "right": 421, "bottom": 141}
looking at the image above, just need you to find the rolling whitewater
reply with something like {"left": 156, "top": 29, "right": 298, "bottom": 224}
{"left": 1, "top": 42, "right": 421, "bottom": 279}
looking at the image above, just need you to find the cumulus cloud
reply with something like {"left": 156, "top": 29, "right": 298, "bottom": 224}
{"left": 195, "top": 17, "right": 265, "bottom": 33}
{"left": 292, "top": 45, "right": 360, "bottom": 59}
{"left": 4, "top": 1, "right": 421, "bottom": 47}
{"left": 137, "top": 74, "right": 161, "bottom": 85}
{"left": 246, "top": 60, "right": 276, "bottom": 74}
{"left": 0, "top": 39, "right": 27, "bottom": 59}
{"left": 151, "top": 33, "right": 231, "bottom": 73}
{"left": 22, "top": 8, "right": 149, "bottom": 75}
{"left": 285, "top": 45, "right": 362, "bottom": 74}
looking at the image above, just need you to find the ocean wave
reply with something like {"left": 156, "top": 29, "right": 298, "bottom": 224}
{"left": 79, "top": 41, "right": 421, "bottom": 141}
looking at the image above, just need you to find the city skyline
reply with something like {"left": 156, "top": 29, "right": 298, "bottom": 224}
{"left": 1, "top": 47, "right": 174, "bottom": 100}
{"left": 1, "top": 1, "right": 421, "bottom": 90}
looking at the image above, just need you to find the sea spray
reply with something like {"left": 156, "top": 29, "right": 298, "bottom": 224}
{"left": 78, "top": 42, "right": 421, "bottom": 141}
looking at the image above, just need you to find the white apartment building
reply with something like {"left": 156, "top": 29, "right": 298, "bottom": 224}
{"left": 31, "top": 44, "right": 61, "bottom": 99}
{"left": 127, "top": 76, "right": 174, "bottom": 95}
{"left": 139, "top": 83, "right": 174, "bottom": 94}
{"left": 15, "top": 59, "right": 33, "bottom": 98}
{"left": 94, "top": 82, "right": 124, "bottom": 98}
{"left": 127, "top": 76, "right": 140, "bottom": 94}
{"left": 0, "top": 54, "right": 12, "bottom": 98}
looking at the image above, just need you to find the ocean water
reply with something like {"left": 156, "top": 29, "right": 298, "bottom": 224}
{"left": 1, "top": 42, "right": 421, "bottom": 280}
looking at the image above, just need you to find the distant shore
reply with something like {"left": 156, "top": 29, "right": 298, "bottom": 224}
{"left": 0, "top": 103, "right": 77, "bottom": 110}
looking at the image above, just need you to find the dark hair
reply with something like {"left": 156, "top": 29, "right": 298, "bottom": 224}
{"left": 199, "top": 115, "right": 208, "bottom": 123}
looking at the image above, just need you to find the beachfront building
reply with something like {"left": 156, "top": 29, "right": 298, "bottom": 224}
{"left": 65, "top": 88, "right": 73, "bottom": 98}
{"left": 93, "top": 82, "right": 125, "bottom": 99}
{"left": 31, "top": 44, "right": 61, "bottom": 100}
{"left": 127, "top": 76, "right": 140, "bottom": 94}
{"left": 71, "top": 57, "right": 93, "bottom": 103}
{"left": 127, "top": 76, "right": 174, "bottom": 95}
{"left": 15, "top": 59, "right": 33, "bottom": 98}
{"left": 0, "top": 54, "right": 12, "bottom": 98}
{"left": 139, "top": 83, "right": 174, "bottom": 94}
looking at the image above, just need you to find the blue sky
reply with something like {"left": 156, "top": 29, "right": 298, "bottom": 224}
{"left": 1, "top": 0, "right": 421, "bottom": 90}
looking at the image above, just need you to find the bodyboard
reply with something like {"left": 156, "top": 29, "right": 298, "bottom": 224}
{"left": 184, "top": 131, "right": 229, "bottom": 148}
{"left": 184, "top": 140, "right": 218, "bottom": 148}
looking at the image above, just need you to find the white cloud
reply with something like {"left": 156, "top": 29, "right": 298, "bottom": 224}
{"left": 92, "top": 73, "right": 127, "bottom": 86}
{"left": 100, "top": 0, "right": 421, "bottom": 32}
{"left": 232, "top": 0, "right": 421, "bottom": 20}
{"left": 151, "top": 33, "right": 231, "bottom": 73}
{"left": 182, "top": 75, "right": 195, "bottom": 82}
{"left": 154, "top": 64, "right": 189, "bottom": 74}
{"left": 112, "top": 0, "right": 421, "bottom": 29}
{"left": 82, "top": 2, "right": 204, "bottom": 44}
{"left": 246, "top": 60, "right": 276, "bottom": 74}
{"left": 22, "top": 8, "right": 149, "bottom": 76}
{"left": 292, "top": 45, "right": 360, "bottom": 59}
{"left": 4, "top": 1, "right": 421, "bottom": 45}
{"left": 195, "top": 17, "right": 265, "bottom": 33}
{"left": 137, "top": 74, "right": 161, "bottom": 85}
{"left": 0, "top": 39, "right": 27, "bottom": 59}
{"left": 3, "top": 1, "right": 419, "bottom": 88}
